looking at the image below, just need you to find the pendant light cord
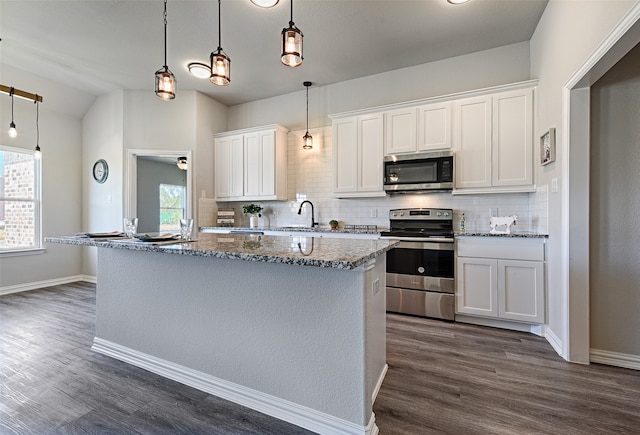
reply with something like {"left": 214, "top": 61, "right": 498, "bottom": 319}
{"left": 217, "top": 0, "right": 222, "bottom": 50}
{"left": 10, "top": 87, "right": 15, "bottom": 123}
{"left": 163, "top": 0, "right": 168, "bottom": 68}
{"left": 35, "top": 98, "right": 39, "bottom": 147}
{"left": 306, "top": 85, "right": 309, "bottom": 132}
{"left": 289, "top": 0, "right": 294, "bottom": 26}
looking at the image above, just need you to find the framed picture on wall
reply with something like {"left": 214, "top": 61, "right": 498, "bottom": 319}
{"left": 540, "top": 128, "right": 556, "bottom": 166}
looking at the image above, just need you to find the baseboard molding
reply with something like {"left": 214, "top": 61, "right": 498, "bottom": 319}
{"left": 545, "top": 327, "right": 564, "bottom": 359}
{"left": 455, "top": 314, "right": 545, "bottom": 335}
{"left": 590, "top": 348, "right": 640, "bottom": 371}
{"left": 0, "top": 275, "right": 92, "bottom": 296}
{"left": 92, "top": 337, "right": 377, "bottom": 435}
{"left": 372, "top": 364, "right": 388, "bottom": 403}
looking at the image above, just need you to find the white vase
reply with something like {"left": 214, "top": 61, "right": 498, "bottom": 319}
{"left": 249, "top": 215, "right": 258, "bottom": 229}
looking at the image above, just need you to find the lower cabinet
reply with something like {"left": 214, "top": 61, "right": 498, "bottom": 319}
{"left": 456, "top": 237, "right": 546, "bottom": 324}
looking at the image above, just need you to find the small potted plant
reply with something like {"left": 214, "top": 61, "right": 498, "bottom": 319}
{"left": 329, "top": 219, "right": 339, "bottom": 230}
{"left": 242, "top": 204, "right": 263, "bottom": 229}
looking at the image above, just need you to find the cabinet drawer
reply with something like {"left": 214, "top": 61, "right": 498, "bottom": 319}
{"left": 457, "top": 237, "right": 545, "bottom": 261}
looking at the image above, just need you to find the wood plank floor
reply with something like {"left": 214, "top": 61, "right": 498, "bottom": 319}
{"left": 1, "top": 282, "right": 639, "bottom": 434}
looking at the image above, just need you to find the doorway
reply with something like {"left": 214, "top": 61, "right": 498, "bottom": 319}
{"left": 124, "top": 149, "right": 193, "bottom": 233}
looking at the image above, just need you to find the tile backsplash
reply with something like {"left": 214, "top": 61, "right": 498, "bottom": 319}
{"left": 216, "top": 126, "right": 549, "bottom": 234}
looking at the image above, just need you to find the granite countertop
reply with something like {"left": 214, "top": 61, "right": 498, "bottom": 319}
{"left": 200, "top": 225, "right": 383, "bottom": 235}
{"left": 45, "top": 233, "right": 398, "bottom": 270}
{"left": 455, "top": 231, "right": 548, "bottom": 238}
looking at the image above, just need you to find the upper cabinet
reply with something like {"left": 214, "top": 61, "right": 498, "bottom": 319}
{"left": 332, "top": 113, "right": 385, "bottom": 198}
{"left": 453, "top": 87, "right": 534, "bottom": 194}
{"left": 384, "top": 102, "right": 452, "bottom": 156}
{"left": 214, "top": 124, "right": 288, "bottom": 202}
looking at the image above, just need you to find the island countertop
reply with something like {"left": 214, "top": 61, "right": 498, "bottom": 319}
{"left": 46, "top": 232, "right": 398, "bottom": 270}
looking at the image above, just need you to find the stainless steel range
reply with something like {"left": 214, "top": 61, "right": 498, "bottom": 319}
{"left": 380, "top": 208, "right": 455, "bottom": 320}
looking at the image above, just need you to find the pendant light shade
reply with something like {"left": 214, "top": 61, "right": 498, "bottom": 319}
{"left": 34, "top": 98, "right": 42, "bottom": 159}
{"left": 210, "top": 0, "right": 230, "bottom": 86}
{"left": 281, "top": 0, "right": 303, "bottom": 67}
{"left": 155, "top": 0, "right": 176, "bottom": 100}
{"left": 8, "top": 87, "right": 17, "bottom": 138}
{"left": 302, "top": 81, "right": 312, "bottom": 150}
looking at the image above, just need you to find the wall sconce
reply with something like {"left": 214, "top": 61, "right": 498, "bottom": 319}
{"left": 155, "top": 0, "right": 177, "bottom": 100}
{"left": 281, "top": 0, "right": 303, "bottom": 67}
{"left": 177, "top": 156, "right": 187, "bottom": 170}
{"left": 302, "top": 81, "right": 312, "bottom": 150}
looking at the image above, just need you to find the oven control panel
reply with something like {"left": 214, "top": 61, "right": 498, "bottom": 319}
{"left": 389, "top": 208, "right": 452, "bottom": 220}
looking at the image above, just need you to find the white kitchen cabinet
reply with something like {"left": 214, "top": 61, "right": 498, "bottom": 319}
{"left": 385, "top": 107, "right": 417, "bottom": 155}
{"left": 417, "top": 101, "right": 452, "bottom": 151}
{"left": 332, "top": 113, "right": 385, "bottom": 198}
{"left": 456, "top": 237, "right": 546, "bottom": 324}
{"left": 453, "top": 87, "right": 534, "bottom": 194}
{"left": 214, "top": 125, "right": 288, "bottom": 202}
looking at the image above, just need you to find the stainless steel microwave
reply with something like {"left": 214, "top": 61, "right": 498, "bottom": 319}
{"left": 383, "top": 151, "right": 454, "bottom": 193}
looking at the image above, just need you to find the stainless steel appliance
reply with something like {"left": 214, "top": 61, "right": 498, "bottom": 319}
{"left": 380, "top": 208, "right": 455, "bottom": 320}
{"left": 383, "top": 151, "right": 454, "bottom": 193}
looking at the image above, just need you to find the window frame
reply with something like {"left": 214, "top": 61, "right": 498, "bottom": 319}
{"left": 0, "top": 144, "right": 43, "bottom": 256}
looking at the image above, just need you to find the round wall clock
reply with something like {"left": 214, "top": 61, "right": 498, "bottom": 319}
{"left": 92, "top": 159, "right": 109, "bottom": 184}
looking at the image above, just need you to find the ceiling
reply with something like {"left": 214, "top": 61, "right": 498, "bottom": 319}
{"left": 0, "top": 0, "right": 548, "bottom": 107}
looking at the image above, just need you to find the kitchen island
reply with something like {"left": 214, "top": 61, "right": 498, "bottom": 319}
{"left": 46, "top": 233, "right": 396, "bottom": 435}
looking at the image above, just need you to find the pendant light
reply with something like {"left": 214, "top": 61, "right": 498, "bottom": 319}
{"left": 34, "top": 98, "right": 41, "bottom": 159}
{"left": 155, "top": 0, "right": 176, "bottom": 100}
{"left": 281, "top": 0, "right": 303, "bottom": 67}
{"left": 302, "top": 81, "right": 312, "bottom": 150}
{"left": 8, "top": 87, "right": 17, "bottom": 138}
{"left": 210, "top": 0, "right": 230, "bottom": 86}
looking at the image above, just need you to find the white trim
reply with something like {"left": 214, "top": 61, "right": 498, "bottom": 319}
{"left": 545, "top": 327, "right": 565, "bottom": 361}
{"left": 454, "top": 314, "right": 545, "bottom": 336}
{"left": 372, "top": 364, "right": 388, "bottom": 403}
{"left": 561, "top": 2, "right": 640, "bottom": 363}
{"left": 0, "top": 275, "right": 88, "bottom": 296}
{"left": 92, "top": 338, "right": 378, "bottom": 435}
{"left": 590, "top": 349, "right": 640, "bottom": 371}
{"left": 0, "top": 247, "right": 46, "bottom": 257}
{"left": 124, "top": 149, "right": 194, "bottom": 227}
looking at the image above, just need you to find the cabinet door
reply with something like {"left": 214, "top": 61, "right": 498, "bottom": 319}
{"left": 456, "top": 257, "right": 498, "bottom": 317}
{"left": 417, "top": 102, "right": 451, "bottom": 151}
{"left": 214, "top": 137, "right": 231, "bottom": 199}
{"left": 244, "top": 130, "right": 275, "bottom": 197}
{"left": 498, "top": 259, "right": 545, "bottom": 323}
{"left": 492, "top": 89, "right": 533, "bottom": 187}
{"left": 244, "top": 132, "right": 261, "bottom": 197}
{"left": 333, "top": 117, "right": 358, "bottom": 193}
{"left": 229, "top": 135, "right": 244, "bottom": 198}
{"left": 385, "top": 108, "right": 417, "bottom": 155}
{"left": 358, "top": 113, "right": 384, "bottom": 192}
{"left": 453, "top": 96, "right": 492, "bottom": 188}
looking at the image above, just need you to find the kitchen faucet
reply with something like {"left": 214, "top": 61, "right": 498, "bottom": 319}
{"left": 297, "top": 200, "right": 318, "bottom": 228}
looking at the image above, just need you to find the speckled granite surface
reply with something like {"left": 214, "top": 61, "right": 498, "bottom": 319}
{"left": 455, "top": 232, "right": 548, "bottom": 238}
{"left": 46, "top": 233, "right": 397, "bottom": 270}
{"left": 199, "top": 225, "right": 384, "bottom": 235}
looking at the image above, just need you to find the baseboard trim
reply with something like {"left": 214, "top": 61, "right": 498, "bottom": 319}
{"left": 455, "top": 314, "right": 544, "bottom": 335}
{"left": 590, "top": 348, "right": 640, "bottom": 371}
{"left": 92, "top": 337, "right": 377, "bottom": 435}
{"left": 0, "top": 275, "right": 91, "bottom": 296}
{"left": 372, "top": 364, "right": 388, "bottom": 403}
{"left": 545, "top": 327, "right": 564, "bottom": 359}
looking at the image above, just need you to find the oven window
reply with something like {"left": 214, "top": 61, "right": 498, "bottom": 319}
{"left": 385, "top": 160, "right": 438, "bottom": 185}
{"left": 386, "top": 247, "right": 453, "bottom": 278}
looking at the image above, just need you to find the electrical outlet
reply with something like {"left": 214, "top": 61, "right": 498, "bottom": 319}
{"left": 107, "top": 194, "right": 112, "bottom": 204}
{"left": 551, "top": 178, "right": 559, "bottom": 193}
{"left": 372, "top": 278, "right": 380, "bottom": 296}
{"left": 370, "top": 208, "right": 377, "bottom": 218}
{"left": 489, "top": 208, "right": 498, "bottom": 217}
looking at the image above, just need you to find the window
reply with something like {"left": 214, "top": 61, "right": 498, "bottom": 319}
{"left": 0, "top": 145, "right": 42, "bottom": 253}
{"left": 159, "top": 183, "right": 185, "bottom": 231}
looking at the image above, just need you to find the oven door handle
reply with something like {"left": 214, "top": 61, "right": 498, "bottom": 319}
{"left": 380, "top": 236, "right": 455, "bottom": 244}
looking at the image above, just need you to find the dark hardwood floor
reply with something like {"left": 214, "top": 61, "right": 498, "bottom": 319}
{"left": 1, "top": 283, "right": 639, "bottom": 434}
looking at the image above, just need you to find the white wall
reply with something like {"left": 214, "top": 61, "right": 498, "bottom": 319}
{"left": 0, "top": 65, "right": 90, "bottom": 290}
{"left": 530, "top": 0, "right": 638, "bottom": 361}
{"left": 228, "top": 42, "right": 531, "bottom": 131}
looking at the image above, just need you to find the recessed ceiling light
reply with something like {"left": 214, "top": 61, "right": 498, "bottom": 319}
{"left": 251, "top": 0, "right": 278, "bottom": 8}
{"left": 447, "top": 0, "right": 471, "bottom": 4}
{"left": 188, "top": 62, "right": 211, "bottom": 79}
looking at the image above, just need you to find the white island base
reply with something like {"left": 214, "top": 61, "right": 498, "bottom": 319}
{"left": 91, "top": 247, "right": 387, "bottom": 435}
